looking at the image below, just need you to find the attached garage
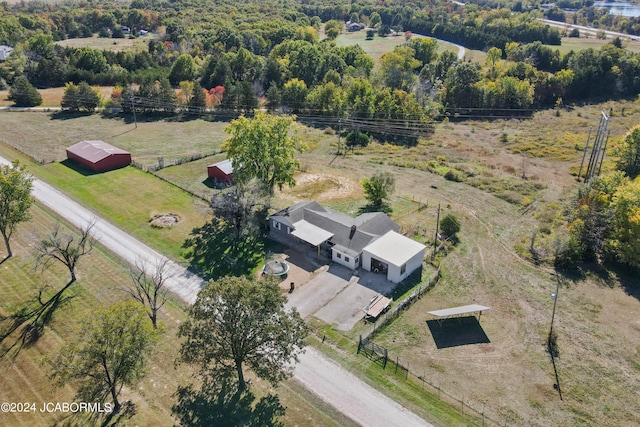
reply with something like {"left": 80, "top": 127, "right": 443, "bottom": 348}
{"left": 207, "top": 159, "right": 233, "bottom": 184}
{"left": 66, "top": 140, "right": 131, "bottom": 172}
{"left": 362, "top": 231, "right": 426, "bottom": 283}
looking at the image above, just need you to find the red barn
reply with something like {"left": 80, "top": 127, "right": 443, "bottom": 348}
{"left": 66, "top": 140, "right": 131, "bottom": 172}
{"left": 207, "top": 159, "right": 234, "bottom": 184}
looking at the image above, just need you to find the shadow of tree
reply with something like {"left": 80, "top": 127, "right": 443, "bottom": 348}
{"left": 358, "top": 203, "right": 392, "bottom": 214}
{"left": 0, "top": 280, "right": 76, "bottom": 360}
{"left": 173, "top": 378, "right": 284, "bottom": 427}
{"left": 182, "top": 218, "right": 265, "bottom": 280}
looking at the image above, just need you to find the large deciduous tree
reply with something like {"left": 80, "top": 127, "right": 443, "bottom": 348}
{"left": 223, "top": 112, "right": 303, "bottom": 194}
{"left": 0, "top": 160, "right": 34, "bottom": 259}
{"left": 178, "top": 276, "right": 308, "bottom": 392}
{"left": 50, "top": 300, "right": 160, "bottom": 413}
{"left": 617, "top": 125, "right": 640, "bottom": 179}
{"left": 608, "top": 177, "right": 640, "bottom": 270}
{"left": 61, "top": 81, "right": 101, "bottom": 113}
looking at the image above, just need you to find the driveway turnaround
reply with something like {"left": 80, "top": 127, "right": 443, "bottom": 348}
{"left": 0, "top": 155, "right": 432, "bottom": 427}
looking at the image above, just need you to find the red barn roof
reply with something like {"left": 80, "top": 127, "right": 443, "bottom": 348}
{"left": 66, "top": 140, "right": 131, "bottom": 172}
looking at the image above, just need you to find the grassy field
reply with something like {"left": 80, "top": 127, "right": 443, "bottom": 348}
{"left": 549, "top": 35, "right": 640, "bottom": 54}
{"left": 0, "top": 111, "right": 227, "bottom": 166}
{"left": 54, "top": 33, "right": 156, "bottom": 52}
{"left": 334, "top": 31, "right": 468, "bottom": 63}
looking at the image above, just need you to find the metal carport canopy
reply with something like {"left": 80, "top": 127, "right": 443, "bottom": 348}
{"left": 291, "top": 220, "right": 334, "bottom": 246}
{"left": 428, "top": 304, "right": 491, "bottom": 318}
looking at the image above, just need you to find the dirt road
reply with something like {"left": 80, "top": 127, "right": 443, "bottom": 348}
{"left": 0, "top": 155, "right": 432, "bottom": 427}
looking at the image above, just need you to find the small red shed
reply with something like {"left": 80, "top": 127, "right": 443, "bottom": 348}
{"left": 66, "top": 140, "right": 132, "bottom": 172}
{"left": 207, "top": 159, "right": 234, "bottom": 184}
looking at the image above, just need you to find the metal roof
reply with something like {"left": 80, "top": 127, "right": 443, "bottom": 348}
{"left": 271, "top": 201, "right": 401, "bottom": 254}
{"left": 428, "top": 304, "right": 491, "bottom": 318}
{"left": 208, "top": 159, "right": 233, "bottom": 175}
{"left": 363, "top": 231, "right": 426, "bottom": 267}
{"left": 66, "top": 140, "right": 130, "bottom": 163}
{"left": 291, "top": 220, "right": 334, "bottom": 246}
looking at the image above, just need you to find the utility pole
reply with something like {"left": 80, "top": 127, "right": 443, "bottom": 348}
{"left": 130, "top": 96, "right": 137, "bottom": 128}
{"left": 433, "top": 203, "right": 440, "bottom": 260}
{"left": 578, "top": 110, "right": 609, "bottom": 182}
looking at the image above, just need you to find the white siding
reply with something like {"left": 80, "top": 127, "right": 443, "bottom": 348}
{"left": 363, "top": 246, "right": 425, "bottom": 283}
{"left": 332, "top": 248, "right": 358, "bottom": 269}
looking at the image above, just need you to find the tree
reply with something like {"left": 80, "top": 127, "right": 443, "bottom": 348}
{"left": 223, "top": 112, "right": 303, "bottom": 194}
{"left": 378, "top": 46, "right": 420, "bottom": 91}
{"left": 369, "top": 12, "right": 381, "bottom": 28}
{"left": 72, "top": 47, "right": 108, "bottom": 74}
{"left": 617, "top": 125, "right": 640, "bottom": 179}
{"left": 282, "top": 78, "right": 308, "bottom": 113}
{"left": 608, "top": 177, "right": 640, "bottom": 269}
{"left": 169, "top": 54, "right": 196, "bottom": 86}
{"left": 324, "top": 20, "right": 342, "bottom": 40}
{"left": 345, "top": 131, "right": 370, "bottom": 148}
{"left": 189, "top": 86, "right": 207, "bottom": 113}
{"left": 210, "top": 183, "right": 268, "bottom": 240}
{"left": 440, "top": 213, "right": 461, "bottom": 238}
{"left": 362, "top": 172, "right": 395, "bottom": 207}
{"left": 486, "top": 47, "right": 502, "bottom": 79}
{"left": 0, "top": 160, "right": 34, "bottom": 259}
{"left": 50, "top": 300, "right": 160, "bottom": 413}
{"left": 35, "top": 221, "right": 95, "bottom": 283}
{"left": 178, "top": 276, "right": 308, "bottom": 392}
{"left": 8, "top": 76, "right": 42, "bottom": 107}
{"left": 124, "top": 258, "right": 171, "bottom": 329}
{"left": 61, "top": 81, "right": 100, "bottom": 113}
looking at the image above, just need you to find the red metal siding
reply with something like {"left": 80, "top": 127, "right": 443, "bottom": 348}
{"left": 66, "top": 150, "right": 131, "bottom": 172}
{"left": 207, "top": 165, "right": 233, "bottom": 183}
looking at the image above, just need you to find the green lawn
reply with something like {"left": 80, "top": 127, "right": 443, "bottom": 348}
{"left": 34, "top": 163, "right": 209, "bottom": 264}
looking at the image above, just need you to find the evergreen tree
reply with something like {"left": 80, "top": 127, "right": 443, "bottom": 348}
{"left": 8, "top": 76, "right": 42, "bottom": 107}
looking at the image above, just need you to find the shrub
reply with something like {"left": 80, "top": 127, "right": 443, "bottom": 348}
{"left": 444, "top": 170, "right": 463, "bottom": 182}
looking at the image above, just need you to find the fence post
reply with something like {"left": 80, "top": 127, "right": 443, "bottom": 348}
{"left": 383, "top": 348, "right": 388, "bottom": 369}
{"left": 395, "top": 356, "right": 398, "bottom": 374}
{"left": 461, "top": 397, "right": 464, "bottom": 415}
{"left": 357, "top": 335, "right": 362, "bottom": 354}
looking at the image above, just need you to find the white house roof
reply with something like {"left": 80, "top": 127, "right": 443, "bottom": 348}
{"left": 208, "top": 159, "right": 233, "bottom": 174}
{"left": 291, "top": 220, "right": 334, "bottom": 246}
{"left": 363, "top": 231, "right": 426, "bottom": 267}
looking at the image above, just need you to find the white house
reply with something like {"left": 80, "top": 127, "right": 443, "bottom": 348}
{"left": 270, "top": 201, "right": 426, "bottom": 283}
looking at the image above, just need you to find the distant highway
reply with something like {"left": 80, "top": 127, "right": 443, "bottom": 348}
{"left": 539, "top": 18, "right": 639, "bottom": 41}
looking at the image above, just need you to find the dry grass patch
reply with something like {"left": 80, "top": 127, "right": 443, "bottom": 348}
{"left": 55, "top": 34, "right": 156, "bottom": 52}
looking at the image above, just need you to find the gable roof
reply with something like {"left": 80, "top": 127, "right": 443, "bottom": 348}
{"left": 208, "top": 159, "right": 233, "bottom": 175}
{"left": 66, "top": 140, "right": 130, "bottom": 163}
{"left": 271, "top": 201, "right": 400, "bottom": 256}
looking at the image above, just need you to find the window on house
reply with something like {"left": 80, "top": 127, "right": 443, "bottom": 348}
{"left": 336, "top": 253, "right": 341, "bottom": 259}
{"left": 287, "top": 226, "right": 291, "bottom": 234}
{"left": 345, "top": 256, "right": 350, "bottom": 262}
{"left": 272, "top": 220, "right": 281, "bottom": 230}
{"left": 355, "top": 256, "right": 359, "bottom": 263}
{"left": 401, "top": 263, "right": 406, "bottom": 274}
